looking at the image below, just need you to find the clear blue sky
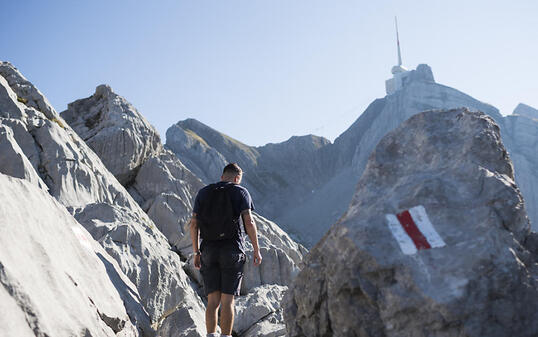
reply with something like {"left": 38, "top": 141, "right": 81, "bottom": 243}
{"left": 2, "top": 1, "right": 537, "bottom": 146}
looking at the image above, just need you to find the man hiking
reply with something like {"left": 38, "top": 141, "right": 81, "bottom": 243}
{"left": 190, "top": 163, "right": 262, "bottom": 337}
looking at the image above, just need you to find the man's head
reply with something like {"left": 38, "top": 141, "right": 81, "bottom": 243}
{"left": 221, "top": 163, "right": 243, "bottom": 184}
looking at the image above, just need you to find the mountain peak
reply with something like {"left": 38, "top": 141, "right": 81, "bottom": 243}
{"left": 94, "top": 84, "right": 114, "bottom": 97}
{"left": 385, "top": 63, "right": 435, "bottom": 95}
{"left": 513, "top": 103, "right": 538, "bottom": 120}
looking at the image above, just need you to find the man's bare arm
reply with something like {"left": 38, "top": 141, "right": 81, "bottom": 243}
{"left": 242, "top": 209, "right": 262, "bottom": 266}
{"left": 189, "top": 213, "right": 201, "bottom": 269}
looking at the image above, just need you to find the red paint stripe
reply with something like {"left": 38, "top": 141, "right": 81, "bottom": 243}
{"left": 396, "top": 210, "right": 432, "bottom": 250}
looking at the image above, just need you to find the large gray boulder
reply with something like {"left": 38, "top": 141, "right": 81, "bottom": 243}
{"left": 234, "top": 285, "right": 287, "bottom": 337}
{"left": 241, "top": 213, "right": 307, "bottom": 293}
{"left": 0, "top": 173, "right": 149, "bottom": 336}
{"left": 61, "top": 84, "right": 162, "bottom": 185}
{"left": 0, "top": 62, "right": 207, "bottom": 335}
{"left": 284, "top": 108, "right": 538, "bottom": 337}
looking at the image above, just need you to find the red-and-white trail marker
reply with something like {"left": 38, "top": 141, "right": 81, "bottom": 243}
{"left": 385, "top": 205, "right": 446, "bottom": 255}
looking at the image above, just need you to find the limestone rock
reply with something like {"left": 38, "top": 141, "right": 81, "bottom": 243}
{"left": 241, "top": 213, "right": 307, "bottom": 293}
{"left": 165, "top": 121, "right": 228, "bottom": 183}
{"left": 72, "top": 202, "right": 206, "bottom": 336}
{"left": 0, "top": 173, "right": 148, "bottom": 336}
{"left": 61, "top": 85, "right": 307, "bottom": 300}
{"left": 234, "top": 285, "right": 287, "bottom": 336}
{"left": 0, "top": 61, "right": 59, "bottom": 120}
{"left": 129, "top": 149, "right": 203, "bottom": 250}
{"left": 0, "top": 63, "right": 207, "bottom": 335}
{"left": 61, "top": 84, "right": 162, "bottom": 185}
{"left": 284, "top": 109, "right": 538, "bottom": 337}
{"left": 241, "top": 317, "right": 286, "bottom": 337}
{"left": 156, "top": 301, "right": 207, "bottom": 337}
{"left": 60, "top": 86, "right": 205, "bottom": 254}
{"left": 0, "top": 124, "right": 46, "bottom": 189}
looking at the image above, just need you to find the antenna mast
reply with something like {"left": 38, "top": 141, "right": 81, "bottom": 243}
{"left": 395, "top": 16, "right": 402, "bottom": 66}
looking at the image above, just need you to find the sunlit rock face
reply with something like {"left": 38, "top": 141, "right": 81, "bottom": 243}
{"left": 166, "top": 64, "right": 538, "bottom": 246}
{"left": 0, "top": 62, "right": 207, "bottom": 336}
{"left": 234, "top": 284, "right": 288, "bottom": 337}
{"left": 63, "top": 84, "right": 307, "bottom": 283}
{"left": 0, "top": 173, "right": 147, "bottom": 336}
{"left": 61, "top": 84, "right": 162, "bottom": 185}
{"left": 283, "top": 108, "right": 538, "bottom": 337}
{"left": 62, "top": 82, "right": 308, "bottom": 336}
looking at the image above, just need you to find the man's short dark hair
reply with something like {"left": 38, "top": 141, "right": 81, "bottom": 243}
{"left": 223, "top": 163, "right": 242, "bottom": 177}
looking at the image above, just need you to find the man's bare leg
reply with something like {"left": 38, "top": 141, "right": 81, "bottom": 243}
{"left": 220, "top": 293, "right": 235, "bottom": 335}
{"left": 206, "top": 291, "right": 221, "bottom": 333}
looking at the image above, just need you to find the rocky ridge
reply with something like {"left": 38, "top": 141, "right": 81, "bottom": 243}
{"left": 284, "top": 108, "right": 538, "bottom": 336}
{"left": 0, "top": 61, "right": 207, "bottom": 336}
{"left": 514, "top": 102, "right": 538, "bottom": 120}
{"left": 60, "top": 82, "right": 307, "bottom": 336}
{"left": 61, "top": 85, "right": 162, "bottom": 185}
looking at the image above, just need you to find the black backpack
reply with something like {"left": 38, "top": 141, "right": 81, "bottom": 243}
{"left": 198, "top": 183, "right": 239, "bottom": 241}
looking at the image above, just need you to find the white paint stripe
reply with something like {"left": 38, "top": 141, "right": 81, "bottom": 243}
{"left": 386, "top": 214, "right": 417, "bottom": 255}
{"left": 408, "top": 206, "right": 446, "bottom": 248}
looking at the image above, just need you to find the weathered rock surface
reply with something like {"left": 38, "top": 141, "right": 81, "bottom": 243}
{"left": 0, "top": 173, "right": 147, "bottom": 336}
{"left": 128, "top": 149, "right": 203, "bottom": 250}
{"left": 284, "top": 108, "right": 538, "bottom": 337}
{"left": 0, "top": 61, "right": 58, "bottom": 120}
{"left": 61, "top": 84, "right": 162, "bottom": 185}
{"left": 73, "top": 203, "right": 206, "bottom": 336}
{"left": 0, "top": 123, "right": 46, "bottom": 189}
{"left": 165, "top": 121, "right": 228, "bottom": 184}
{"left": 241, "top": 213, "right": 307, "bottom": 293}
{"left": 63, "top": 85, "right": 307, "bottom": 291}
{"left": 61, "top": 85, "right": 204, "bottom": 253}
{"left": 234, "top": 285, "right": 287, "bottom": 337}
{"left": 155, "top": 301, "right": 207, "bottom": 337}
{"left": 60, "top": 82, "right": 309, "bottom": 335}
{"left": 0, "top": 62, "right": 207, "bottom": 335}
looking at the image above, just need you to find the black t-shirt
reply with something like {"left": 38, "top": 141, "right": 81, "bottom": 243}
{"left": 193, "top": 181, "right": 255, "bottom": 252}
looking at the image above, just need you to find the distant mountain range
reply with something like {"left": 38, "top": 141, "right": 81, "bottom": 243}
{"left": 165, "top": 64, "right": 538, "bottom": 246}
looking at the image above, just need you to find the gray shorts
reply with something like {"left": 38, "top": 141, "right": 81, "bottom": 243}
{"left": 200, "top": 241, "right": 246, "bottom": 296}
